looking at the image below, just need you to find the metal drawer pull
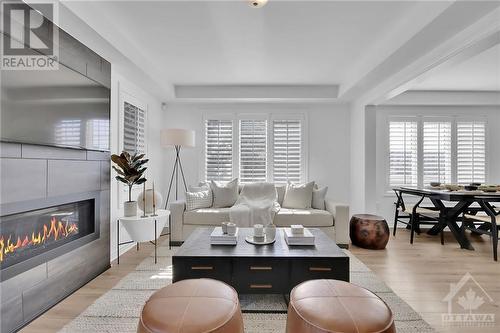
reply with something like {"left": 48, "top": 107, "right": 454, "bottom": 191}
{"left": 309, "top": 267, "right": 332, "bottom": 272}
{"left": 250, "top": 284, "right": 273, "bottom": 289}
{"left": 191, "top": 266, "right": 214, "bottom": 270}
{"left": 250, "top": 266, "right": 272, "bottom": 271}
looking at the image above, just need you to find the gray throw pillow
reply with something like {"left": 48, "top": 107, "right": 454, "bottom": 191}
{"left": 282, "top": 181, "right": 315, "bottom": 209}
{"left": 211, "top": 178, "right": 239, "bottom": 208}
{"left": 312, "top": 185, "right": 328, "bottom": 210}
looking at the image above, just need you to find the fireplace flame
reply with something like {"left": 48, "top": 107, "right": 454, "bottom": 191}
{"left": 0, "top": 217, "right": 78, "bottom": 263}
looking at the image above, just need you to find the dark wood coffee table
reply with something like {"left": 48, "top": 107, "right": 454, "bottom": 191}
{"left": 173, "top": 227, "right": 349, "bottom": 294}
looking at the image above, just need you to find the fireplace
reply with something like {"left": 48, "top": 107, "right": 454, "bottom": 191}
{"left": 0, "top": 192, "right": 100, "bottom": 281}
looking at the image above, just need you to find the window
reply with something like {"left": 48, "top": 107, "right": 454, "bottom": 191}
{"left": 205, "top": 119, "right": 234, "bottom": 181}
{"left": 204, "top": 115, "right": 305, "bottom": 183}
{"left": 272, "top": 119, "right": 302, "bottom": 183}
{"left": 123, "top": 101, "right": 145, "bottom": 154}
{"left": 457, "top": 121, "right": 486, "bottom": 184}
{"left": 389, "top": 121, "right": 418, "bottom": 186}
{"left": 239, "top": 119, "right": 267, "bottom": 183}
{"left": 423, "top": 121, "right": 452, "bottom": 184}
{"left": 388, "top": 117, "right": 487, "bottom": 188}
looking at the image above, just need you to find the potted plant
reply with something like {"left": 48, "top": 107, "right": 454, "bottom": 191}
{"left": 111, "top": 151, "right": 148, "bottom": 216}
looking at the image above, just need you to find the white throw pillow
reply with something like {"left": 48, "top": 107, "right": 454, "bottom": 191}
{"left": 275, "top": 184, "right": 286, "bottom": 206}
{"left": 211, "top": 178, "right": 239, "bottom": 208}
{"left": 185, "top": 189, "right": 212, "bottom": 211}
{"left": 312, "top": 185, "right": 328, "bottom": 210}
{"left": 282, "top": 181, "right": 315, "bottom": 209}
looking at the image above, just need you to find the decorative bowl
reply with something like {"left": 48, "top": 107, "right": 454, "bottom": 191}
{"left": 430, "top": 182, "right": 441, "bottom": 187}
{"left": 464, "top": 185, "right": 478, "bottom": 191}
{"left": 444, "top": 184, "right": 462, "bottom": 191}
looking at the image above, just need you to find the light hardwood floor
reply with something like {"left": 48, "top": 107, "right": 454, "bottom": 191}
{"left": 21, "top": 229, "right": 499, "bottom": 333}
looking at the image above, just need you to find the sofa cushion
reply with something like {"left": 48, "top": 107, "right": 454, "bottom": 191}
{"left": 184, "top": 208, "right": 231, "bottom": 225}
{"left": 274, "top": 208, "right": 334, "bottom": 227}
{"left": 283, "top": 181, "right": 315, "bottom": 209}
{"left": 211, "top": 179, "right": 239, "bottom": 208}
{"left": 312, "top": 185, "right": 328, "bottom": 210}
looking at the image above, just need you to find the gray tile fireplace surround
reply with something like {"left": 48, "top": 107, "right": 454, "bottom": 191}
{"left": 0, "top": 142, "right": 111, "bottom": 333}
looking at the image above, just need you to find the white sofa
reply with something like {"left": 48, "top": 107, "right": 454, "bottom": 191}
{"left": 169, "top": 194, "right": 350, "bottom": 248}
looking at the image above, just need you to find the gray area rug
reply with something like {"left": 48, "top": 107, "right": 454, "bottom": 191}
{"left": 60, "top": 241, "right": 435, "bottom": 333}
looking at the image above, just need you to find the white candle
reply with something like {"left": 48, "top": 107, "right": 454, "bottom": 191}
{"left": 254, "top": 224, "right": 264, "bottom": 237}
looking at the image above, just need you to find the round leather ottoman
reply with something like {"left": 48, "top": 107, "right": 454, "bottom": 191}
{"left": 138, "top": 278, "right": 244, "bottom": 333}
{"left": 350, "top": 214, "right": 390, "bottom": 250}
{"left": 286, "top": 279, "right": 395, "bottom": 333}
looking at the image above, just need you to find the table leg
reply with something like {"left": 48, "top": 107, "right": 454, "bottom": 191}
{"left": 169, "top": 214, "right": 171, "bottom": 250}
{"left": 428, "top": 199, "right": 474, "bottom": 250}
{"left": 117, "top": 219, "right": 120, "bottom": 265}
{"left": 137, "top": 243, "right": 139, "bottom": 251}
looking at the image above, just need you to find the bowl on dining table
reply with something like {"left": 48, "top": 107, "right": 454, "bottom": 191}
{"left": 482, "top": 186, "right": 498, "bottom": 193}
{"left": 444, "top": 184, "right": 462, "bottom": 191}
{"left": 464, "top": 185, "right": 478, "bottom": 191}
{"left": 470, "top": 182, "right": 482, "bottom": 187}
{"left": 430, "top": 182, "right": 441, "bottom": 187}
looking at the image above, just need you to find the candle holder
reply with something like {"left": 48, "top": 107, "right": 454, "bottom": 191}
{"left": 140, "top": 181, "right": 148, "bottom": 218}
{"left": 150, "top": 181, "right": 158, "bottom": 217}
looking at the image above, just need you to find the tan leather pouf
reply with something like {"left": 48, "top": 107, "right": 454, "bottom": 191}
{"left": 287, "top": 279, "right": 395, "bottom": 333}
{"left": 138, "top": 278, "right": 244, "bottom": 333}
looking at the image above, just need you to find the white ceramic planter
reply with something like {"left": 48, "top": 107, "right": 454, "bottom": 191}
{"left": 123, "top": 201, "right": 137, "bottom": 217}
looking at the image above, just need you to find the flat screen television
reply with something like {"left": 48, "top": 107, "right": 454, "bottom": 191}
{"left": 1, "top": 63, "right": 110, "bottom": 151}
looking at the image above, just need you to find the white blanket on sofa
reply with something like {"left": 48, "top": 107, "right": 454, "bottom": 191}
{"left": 229, "top": 182, "right": 280, "bottom": 227}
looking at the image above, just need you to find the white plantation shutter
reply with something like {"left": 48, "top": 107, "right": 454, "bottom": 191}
{"left": 423, "top": 122, "right": 452, "bottom": 185}
{"left": 239, "top": 119, "right": 267, "bottom": 183}
{"left": 389, "top": 121, "right": 418, "bottom": 186}
{"left": 273, "top": 120, "right": 302, "bottom": 183}
{"left": 205, "top": 119, "right": 233, "bottom": 181}
{"left": 457, "top": 121, "right": 486, "bottom": 184}
{"left": 123, "top": 101, "right": 145, "bottom": 154}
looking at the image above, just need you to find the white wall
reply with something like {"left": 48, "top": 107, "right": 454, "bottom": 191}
{"left": 162, "top": 102, "right": 351, "bottom": 204}
{"left": 58, "top": 4, "right": 166, "bottom": 261}
{"left": 371, "top": 105, "right": 500, "bottom": 221}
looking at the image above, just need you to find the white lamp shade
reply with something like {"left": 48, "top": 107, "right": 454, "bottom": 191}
{"left": 161, "top": 128, "right": 195, "bottom": 148}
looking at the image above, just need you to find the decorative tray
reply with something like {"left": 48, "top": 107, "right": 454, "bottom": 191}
{"left": 245, "top": 235, "right": 276, "bottom": 245}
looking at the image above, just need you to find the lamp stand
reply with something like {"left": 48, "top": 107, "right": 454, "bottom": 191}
{"left": 164, "top": 145, "right": 188, "bottom": 209}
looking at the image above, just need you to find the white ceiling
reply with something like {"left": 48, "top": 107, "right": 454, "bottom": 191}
{"left": 412, "top": 44, "right": 500, "bottom": 91}
{"left": 62, "top": 0, "right": 500, "bottom": 101}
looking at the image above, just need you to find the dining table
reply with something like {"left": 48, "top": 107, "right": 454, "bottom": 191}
{"left": 395, "top": 187, "right": 500, "bottom": 250}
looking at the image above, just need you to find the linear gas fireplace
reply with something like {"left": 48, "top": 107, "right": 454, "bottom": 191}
{"left": 0, "top": 192, "right": 100, "bottom": 281}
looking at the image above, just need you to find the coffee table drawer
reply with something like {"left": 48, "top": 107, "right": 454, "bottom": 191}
{"left": 173, "top": 258, "right": 231, "bottom": 284}
{"left": 233, "top": 259, "right": 289, "bottom": 293}
{"left": 290, "top": 258, "right": 349, "bottom": 290}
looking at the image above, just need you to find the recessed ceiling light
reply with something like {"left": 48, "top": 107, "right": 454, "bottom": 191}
{"left": 248, "top": 0, "right": 268, "bottom": 8}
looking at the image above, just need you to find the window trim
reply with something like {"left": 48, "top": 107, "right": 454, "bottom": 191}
{"left": 202, "top": 112, "right": 307, "bottom": 183}
{"left": 385, "top": 115, "right": 488, "bottom": 191}
{"left": 117, "top": 88, "right": 148, "bottom": 209}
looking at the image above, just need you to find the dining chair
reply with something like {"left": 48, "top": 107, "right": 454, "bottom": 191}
{"left": 409, "top": 195, "right": 444, "bottom": 245}
{"left": 463, "top": 200, "right": 499, "bottom": 261}
{"left": 393, "top": 190, "right": 444, "bottom": 244}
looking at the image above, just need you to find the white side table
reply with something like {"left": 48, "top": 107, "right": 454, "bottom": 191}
{"left": 117, "top": 209, "right": 170, "bottom": 264}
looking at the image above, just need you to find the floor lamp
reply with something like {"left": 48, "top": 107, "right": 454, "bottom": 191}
{"left": 161, "top": 128, "right": 195, "bottom": 209}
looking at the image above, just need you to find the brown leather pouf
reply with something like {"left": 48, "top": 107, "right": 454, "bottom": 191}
{"left": 350, "top": 214, "right": 390, "bottom": 249}
{"left": 138, "top": 278, "right": 244, "bottom": 333}
{"left": 286, "top": 279, "right": 395, "bottom": 333}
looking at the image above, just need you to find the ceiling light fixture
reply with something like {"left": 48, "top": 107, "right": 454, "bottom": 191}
{"left": 248, "top": 0, "right": 268, "bottom": 8}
